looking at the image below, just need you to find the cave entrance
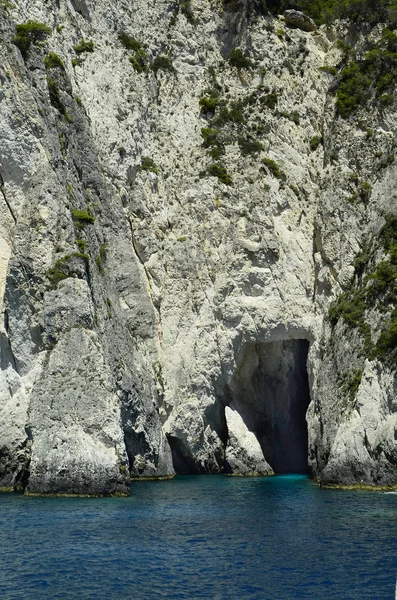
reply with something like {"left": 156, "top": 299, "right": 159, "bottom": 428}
{"left": 229, "top": 339, "right": 311, "bottom": 474}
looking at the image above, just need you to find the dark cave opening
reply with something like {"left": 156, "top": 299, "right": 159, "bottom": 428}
{"left": 166, "top": 338, "right": 312, "bottom": 476}
{"left": 229, "top": 339, "right": 311, "bottom": 474}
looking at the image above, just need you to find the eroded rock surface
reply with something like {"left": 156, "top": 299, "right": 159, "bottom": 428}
{"left": 0, "top": 0, "right": 395, "bottom": 493}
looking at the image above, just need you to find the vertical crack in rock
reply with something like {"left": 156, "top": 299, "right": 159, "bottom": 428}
{"left": 0, "top": 186, "right": 16, "bottom": 225}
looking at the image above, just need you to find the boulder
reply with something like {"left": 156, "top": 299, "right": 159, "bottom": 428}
{"left": 284, "top": 9, "right": 317, "bottom": 32}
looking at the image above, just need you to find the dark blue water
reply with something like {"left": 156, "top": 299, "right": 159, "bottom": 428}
{"left": 0, "top": 475, "right": 396, "bottom": 599}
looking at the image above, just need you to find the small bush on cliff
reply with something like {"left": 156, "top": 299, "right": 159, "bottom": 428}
{"left": 47, "top": 77, "right": 71, "bottom": 121}
{"left": 328, "top": 212, "right": 397, "bottom": 368}
{"left": 336, "top": 62, "right": 371, "bottom": 117}
{"left": 259, "top": 92, "right": 278, "bottom": 110}
{"left": 46, "top": 252, "right": 89, "bottom": 287}
{"left": 140, "top": 157, "right": 158, "bottom": 174}
{"left": 73, "top": 39, "right": 94, "bottom": 54}
{"left": 0, "top": 1, "right": 15, "bottom": 10}
{"left": 238, "top": 136, "right": 264, "bottom": 156}
{"left": 201, "top": 128, "right": 225, "bottom": 159}
{"left": 95, "top": 243, "right": 107, "bottom": 274}
{"left": 253, "top": 0, "right": 396, "bottom": 26}
{"left": 375, "top": 308, "right": 397, "bottom": 364}
{"left": 12, "top": 21, "right": 51, "bottom": 58}
{"left": 262, "top": 157, "right": 285, "bottom": 180}
{"left": 72, "top": 209, "right": 95, "bottom": 227}
{"left": 199, "top": 96, "right": 219, "bottom": 114}
{"left": 129, "top": 48, "right": 148, "bottom": 73}
{"left": 342, "top": 369, "right": 363, "bottom": 404}
{"left": 118, "top": 33, "right": 142, "bottom": 51}
{"left": 44, "top": 51, "right": 64, "bottom": 69}
{"left": 180, "top": 1, "right": 195, "bottom": 24}
{"left": 151, "top": 55, "right": 174, "bottom": 73}
{"left": 118, "top": 34, "right": 148, "bottom": 73}
{"left": 206, "top": 163, "right": 232, "bottom": 185}
{"left": 229, "top": 47, "right": 253, "bottom": 69}
{"left": 310, "top": 135, "right": 322, "bottom": 151}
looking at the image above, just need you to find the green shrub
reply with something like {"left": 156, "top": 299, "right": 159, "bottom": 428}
{"left": 310, "top": 135, "right": 322, "bottom": 151}
{"left": 71, "top": 57, "right": 84, "bottom": 68}
{"left": 77, "top": 239, "right": 86, "bottom": 252}
{"left": 151, "top": 55, "right": 174, "bottom": 73}
{"left": 118, "top": 33, "right": 148, "bottom": 72}
{"left": 0, "top": 0, "right": 15, "bottom": 10}
{"left": 379, "top": 93, "right": 394, "bottom": 106}
{"left": 12, "top": 35, "right": 30, "bottom": 57}
{"left": 214, "top": 99, "right": 244, "bottom": 126}
{"left": 199, "top": 96, "right": 218, "bottom": 113}
{"left": 72, "top": 209, "right": 95, "bottom": 226}
{"left": 336, "top": 61, "right": 372, "bottom": 118}
{"left": 238, "top": 137, "right": 264, "bottom": 156}
{"left": 47, "top": 77, "right": 71, "bottom": 121}
{"left": 343, "top": 369, "right": 363, "bottom": 403}
{"left": 262, "top": 157, "right": 285, "bottom": 180}
{"left": 201, "top": 128, "right": 225, "bottom": 159}
{"left": 46, "top": 252, "right": 89, "bottom": 287}
{"left": 380, "top": 214, "right": 397, "bottom": 251}
{"left": 329, "top": 213, "right": 397, "bottom": 369}
{"left": 207, "top": 163, "right": 232, "bottom": 185}
{"left": 73, "top": 39, "right": 94, "bottom": 54}
{"left": 260, "top": 92, "right": 278, "bottom": 110}
{"left": 15, "top": 20, "right": 51, "bottom": 40}
{"left": 328, "top": 285, "right": 367, "bottom": 328}
{"left": 375, "top": 308, "right": 397, "bottom": 365}
{"left": 129, "top": 48, "right": 147, "bottom": 73}
{"left": 180, "top": 0, "right": 195, "bottom": 24}
{"left": 368, "top": 260, "right": 397, "bottom": 299}
{"left": 319, "top": 65, "right": 338, "bottom": 75}
{"left": 118, "top": 33, "right": 142, "bottom": 51}
{"left": 201, "top": 127, "right": 220, "bottom": 146}
{"left": 12, "top": 20, "right": 51, "bottom": 58}
{"left": 96, "top": 246, "right": 106, "bottom": 273}
{"left": 229, "top": 47, "right": 253, "bottom": 69}
{"left": 44, "top": 51, "right": 64, "bottom": 69}
{"left": 358, "top": 180, "right": 372, "bottom": 202}
{"left": 245, "top": 0, "right": 397, "bottom": 26}
{"left": 140, "top": 157, "right": 158, "bottom": 174}
{"left": 278, "top": 110, "right": 300, "bottom": 125}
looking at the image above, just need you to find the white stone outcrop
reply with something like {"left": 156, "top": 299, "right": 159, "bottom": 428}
{"left": 0, "top": 0, "right": 395, "bottom": 493}
{"left": 225, "top": 406, "right": 273, "bottom": 476}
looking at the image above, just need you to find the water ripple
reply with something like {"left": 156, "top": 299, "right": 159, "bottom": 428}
{"left": 0, "top": 476, "right": 395, "bottom": 599}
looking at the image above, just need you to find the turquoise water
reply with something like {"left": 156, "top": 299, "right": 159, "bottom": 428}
{"left": 0, "top": 475, "right": 396, "bottom": 599}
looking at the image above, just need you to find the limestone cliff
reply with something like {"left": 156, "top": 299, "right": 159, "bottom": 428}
{"left": 0, "top": 0, "right": 395, "bottom": 494}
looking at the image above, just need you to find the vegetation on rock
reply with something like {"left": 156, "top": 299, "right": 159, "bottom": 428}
{"left": 73, "top": 39, "right": 94, "bottom": 54}
{"left": 47, "top": 77, "right": 71, "bottom": 121}
{"left": 44, "top": 52, "right": 64, "bottom": 69}
{"left": 46, "top": 252, "right": 89, "bottom": 287}
{"left": 72, "top": 209, "right": 95, "bottom": 226}
{"left": 151, "top": 55, "right": 174, "bottom": 73}
{"left": 329, "top": 214, "right": 397, "bottom": 368}
{"left": 12, "top": 21, "right": 51, "bottom": 58}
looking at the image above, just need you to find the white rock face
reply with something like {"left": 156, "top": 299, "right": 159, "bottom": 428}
{"left": 225, "top": 405, "right": 273, "bottom": 476}
{"left": 0, "top": 0, "right": 395, "bottom": 493}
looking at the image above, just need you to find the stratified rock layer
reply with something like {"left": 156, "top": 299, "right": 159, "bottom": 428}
{"left": 0, "top": 0, "right": 395, "bottom": 493}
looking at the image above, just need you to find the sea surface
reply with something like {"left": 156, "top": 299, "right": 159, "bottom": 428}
{"left": 0, "top": 475, "right": 396, "bottom": 599}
